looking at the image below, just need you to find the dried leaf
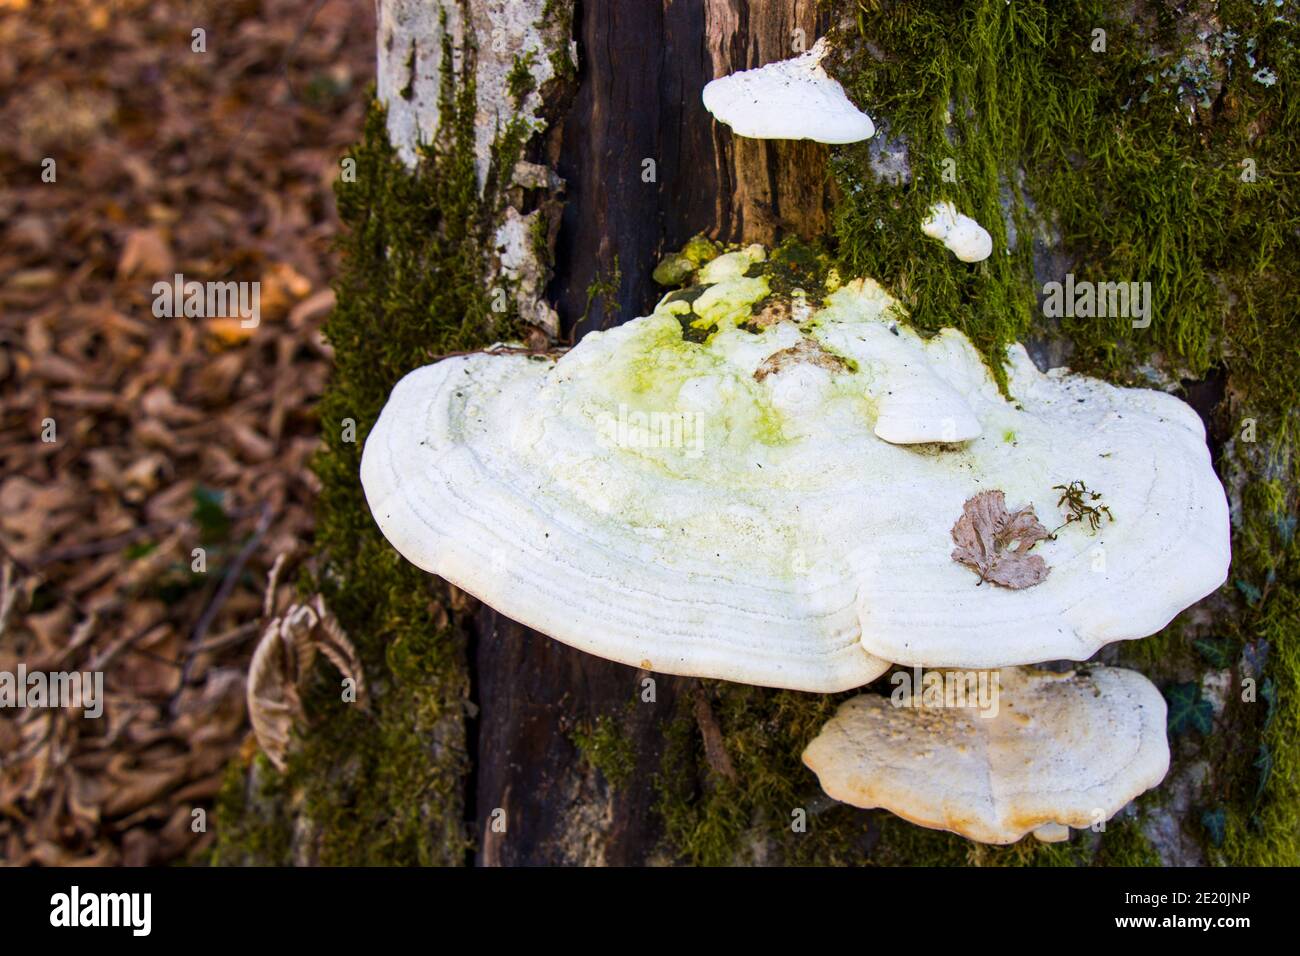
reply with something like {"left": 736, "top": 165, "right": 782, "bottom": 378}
{"left": 309, "top": 597, "right": 366, "bottom": 710}
{"left": 247, "top": 594, "right": 365, "bottom": 771}
{"left": 0, "top": 0, "right": 370, "bottom": 865}
{"left": 116, "top": 227, "right": 174, "bottom": 279}
{"left": 288, "top": 288, "right": 335, "bottom": 328}
{"left": 204, "top": 317, "right": 257, "bottom": 347}
{"left": 950, "top": 490, "right": 1051, "bottom": 589}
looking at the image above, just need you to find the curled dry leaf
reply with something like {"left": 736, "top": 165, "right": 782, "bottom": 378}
{"left": 950, "top": 490, "right": 1050, "bottom": 589}
{"left": 247, "top": 610, "right": 311, "bottom": 772}
{"left": 247, "top": 594, "right": 366, "bottom": 772}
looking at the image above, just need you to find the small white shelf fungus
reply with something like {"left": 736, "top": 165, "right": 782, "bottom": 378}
{"left": 701, "top": 37, "right": 875, "bottom": 144}
{"left": 361, "top": 258, "right": 1228, "bottom": 688}
{"left": 801, "top": 666, "right": 1170, "bottom": 844}
{"left": 921, "top": 201, "right": 994, "bottom": 262}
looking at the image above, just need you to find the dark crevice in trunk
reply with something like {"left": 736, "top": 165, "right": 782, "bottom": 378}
{"left": 1180, "top": 365, "right": 1229, "bottom": 470}
{"left": 461, "top": 606, "right": 483, "bottom": 866}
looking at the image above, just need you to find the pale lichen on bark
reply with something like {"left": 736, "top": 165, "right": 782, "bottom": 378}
{"left": 377, "top": 0, "right": 572, "bottom": 337}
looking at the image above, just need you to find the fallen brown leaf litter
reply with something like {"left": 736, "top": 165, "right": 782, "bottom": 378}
{"left": 0, "top": 0, "right": 373, "bottom": 865}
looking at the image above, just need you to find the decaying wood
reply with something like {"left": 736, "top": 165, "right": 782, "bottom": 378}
{"left": 550, "top": 0, "right": 835, "bottom": 341}
{"left": 692, "top": 684, "right": 738, "bottom": 785}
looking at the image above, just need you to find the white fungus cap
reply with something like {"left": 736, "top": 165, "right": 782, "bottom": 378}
{"left": 921, "top": 200, "right": 994, "bottom": 262}
{"left": 702, "top": 37, "right": 875, "bottom": 144}
{"left": 361, "top": 270, "right": 1229, "bottom": 686}
{"left": 802, "top": 665, "right": 1171, "bottom": 844}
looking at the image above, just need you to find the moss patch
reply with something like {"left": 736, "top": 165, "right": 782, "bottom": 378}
{"left": 209, "top": 755, "right": 294, "bottom": 867}
{"left": 571, "top": 710, "right": 638, "bottom": 789}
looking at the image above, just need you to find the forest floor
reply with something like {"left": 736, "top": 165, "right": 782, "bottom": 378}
{"left": 0, "top": 0, "right": 372, "bottom": 865}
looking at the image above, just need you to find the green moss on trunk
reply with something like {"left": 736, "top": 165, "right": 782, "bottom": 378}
{"left": 214, "top": 17, "right": 521, "bottom": 863}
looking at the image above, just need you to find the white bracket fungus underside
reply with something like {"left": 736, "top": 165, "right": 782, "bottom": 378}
{"left": 702, "top": 37, "right": 876, "bottom": 144}
{"left": 361, "top": 253, "right": 1228, "bottom": 690}
{"left": 802, "top": 666, "right": 1171, "bottom": 844}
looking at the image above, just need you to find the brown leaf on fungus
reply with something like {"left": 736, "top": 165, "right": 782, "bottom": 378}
{"left": 950, "top": 490, "right": 1051, "bottom": 589}
{"left": 247, "top": 594, "right": 366, "bottom": 772}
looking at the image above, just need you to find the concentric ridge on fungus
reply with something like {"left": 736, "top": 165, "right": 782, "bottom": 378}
{"left": 361, "top": 252, "right": 1229, "bottom": 691}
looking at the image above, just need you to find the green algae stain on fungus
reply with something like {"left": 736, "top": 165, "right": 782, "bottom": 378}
{"left": 583, "top": 315, "right": 790, "bottom": 453}
{"left": 691, "top": 276, "right": 772, "bottom": 330}
{"left": 623, "top": 237, "right": 886, "bottom": 460}
{"left": 682, "top": 234, "right": 722, "bottom": 267}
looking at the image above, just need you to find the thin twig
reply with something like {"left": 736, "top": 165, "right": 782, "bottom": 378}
{"left": 426, "top": 344, "right": 568, "bottom": 362}
{"left": 188, "top": 504, "right": 274, "bottom": 649}
{"left": 192, "top": 620, "right": 261, "bottom": 656}
{"left": 86, "top": 620, "right": 178, "bottom": 673}
{"left": 173, "top": 503, "right": 274, "bottom": 714}
{"left": 692, "top": 683, "right": 737, "bottom": 784}
{"left": 0, "top": 538, "right": 88, "bottom": 618}
{"left": 35, "top": 506, "right": 256, "bottom": 567}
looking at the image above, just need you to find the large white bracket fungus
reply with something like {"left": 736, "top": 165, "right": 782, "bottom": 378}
{"left": 921, "top": 201, "right": 994, "bottom": 262}
{"left": 801, "top": 665, "right": 1170, "bottom": 844}
{"left": 702, "top": 37, "right": 875, "bottom": 144}
{"left": 361, "top": 255, "right": 1228, "bottom": 689}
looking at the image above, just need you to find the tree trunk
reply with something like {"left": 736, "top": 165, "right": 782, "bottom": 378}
{"left": 268, "top": 0, "right": 1298, "bottom": 869}
{"left": 376, "top": 0, "right": 837, "bottom": 864}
